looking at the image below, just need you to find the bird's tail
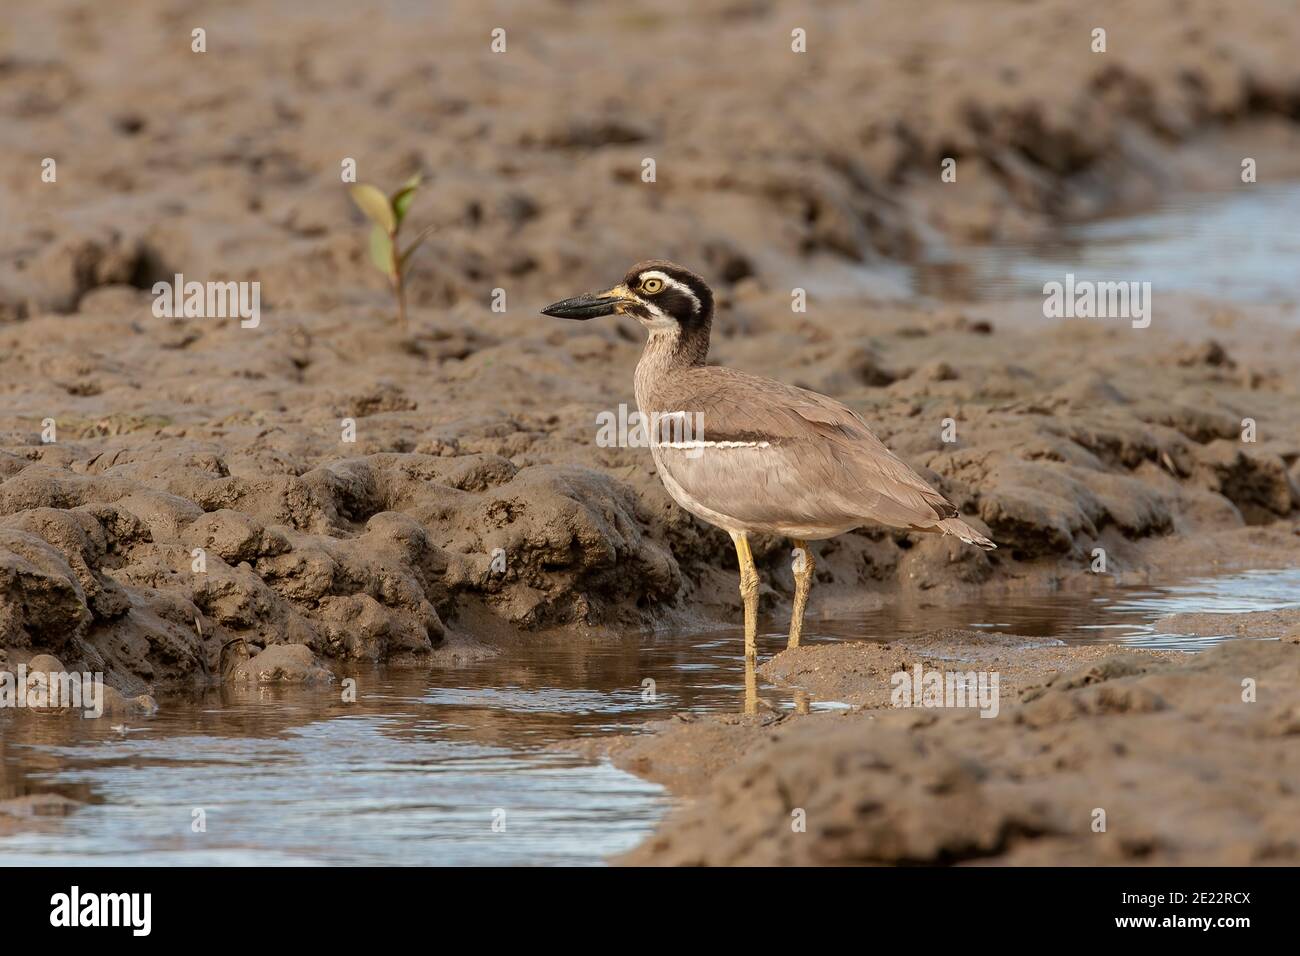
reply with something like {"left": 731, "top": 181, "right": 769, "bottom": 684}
{"left": 937, "top": 517, "right": 996, "bottom": 551}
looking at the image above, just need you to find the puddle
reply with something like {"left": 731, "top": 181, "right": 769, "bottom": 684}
{"left": 821, "top": 567, "right": 1300, "bottom": 652}
{"left": 0, "top": 567, "right": 1296, "bottom": 865}
{"left": 911, "top": 182, "right": 1300, "bottom": 305}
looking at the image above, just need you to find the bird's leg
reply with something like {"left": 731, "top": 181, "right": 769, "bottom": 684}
{"left": 730, "top": 531, "right": 760, "bottom": 660}
{"left": 743, "top": 654, "right": 758, "bottom": 715}
{"left": 788, "top": 539, "right": 815, "bottom": 650}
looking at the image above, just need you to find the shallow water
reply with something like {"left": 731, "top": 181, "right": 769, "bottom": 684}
{"left": 1, "top": 567, "right": 1295, "bottom": 866}
{"left": 912, "top": 183, "right": 1300, "bottom": 305}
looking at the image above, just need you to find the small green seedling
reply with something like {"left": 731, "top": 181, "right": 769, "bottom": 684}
{"left": 349, "top": 175, "right": 432, "bottom": 330}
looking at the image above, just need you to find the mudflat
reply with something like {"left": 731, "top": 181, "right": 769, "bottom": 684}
{"left": 1, "top": 0, "right": 1298, "bottom": 865}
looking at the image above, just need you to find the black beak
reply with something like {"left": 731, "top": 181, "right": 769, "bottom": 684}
{"left": 541, "top": 291, "right": 623, "bottom": 320}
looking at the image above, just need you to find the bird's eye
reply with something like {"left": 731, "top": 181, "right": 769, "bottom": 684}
{"left": 640, "top": 277, "right": 663, "bottom": 294}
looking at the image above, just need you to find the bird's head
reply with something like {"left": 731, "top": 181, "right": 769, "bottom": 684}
{"left": 542, "top": 259, "right": 714, "bottom": 333}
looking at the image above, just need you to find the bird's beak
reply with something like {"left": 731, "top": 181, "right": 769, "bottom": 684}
{"left": 541, "top": 284, "right": 632, "bottom": 320}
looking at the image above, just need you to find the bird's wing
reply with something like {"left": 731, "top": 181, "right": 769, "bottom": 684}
{"left": 656, "top": 366, "right": 958, "bottom": 531}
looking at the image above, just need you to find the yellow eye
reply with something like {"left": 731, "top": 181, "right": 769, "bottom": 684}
{"left": 641, "top": 277, "right": 663, "bottom": 294}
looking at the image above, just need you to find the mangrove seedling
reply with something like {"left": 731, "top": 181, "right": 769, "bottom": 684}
{"left": 349, "top": 175, "right": 432, "bottom": 330}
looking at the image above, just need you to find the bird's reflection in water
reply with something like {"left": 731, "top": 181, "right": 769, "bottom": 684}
{"left": 740, "top": 657, "right": 812, "bottom": 715}
{"left": 743, "top": 656, "right": 758, "bottom": 715}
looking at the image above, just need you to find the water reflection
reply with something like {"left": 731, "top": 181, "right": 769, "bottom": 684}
{"left": 914, "top": 183, "right": 1300, "bottom": 305}
{"left": 0, "top": 567, "right": 1296, "bottom": 864}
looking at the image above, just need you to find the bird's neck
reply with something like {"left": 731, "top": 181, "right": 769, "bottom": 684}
{"left": 640, "top": 318, "right": 710, "bottom": 371}
{"left": 634, "top": 317, "right": 711, "bottom": 412}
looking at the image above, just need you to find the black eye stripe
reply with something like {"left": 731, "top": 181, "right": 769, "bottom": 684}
{"left": 658, "top": 289, "right": 696, "bottom": 316}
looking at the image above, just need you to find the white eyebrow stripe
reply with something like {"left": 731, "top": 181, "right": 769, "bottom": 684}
{"left": 639, "top": 271, "right": 700, "bottom": 312}
{"left": 657, "top": 440, "right": 772, "bottom": 449}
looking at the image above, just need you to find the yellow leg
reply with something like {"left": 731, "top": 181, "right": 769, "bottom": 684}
{"left": 743, "top": 655, "right": 758, "bottom": 716}
{"left": 788, "top": 539, "right": 815, "bottom": 650}
{"left": 730, "top": 531, "right": 760, "bottom": 660}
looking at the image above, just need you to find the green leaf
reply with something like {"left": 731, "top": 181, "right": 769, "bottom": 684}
{"left": 350, "top": 183, "right": 396, "bottom": 232}
{"left": 391, "top": 184, "right": 420, "bottom": 226}
{"left": 369, "top": 224, "right": 396, "bottom": 277}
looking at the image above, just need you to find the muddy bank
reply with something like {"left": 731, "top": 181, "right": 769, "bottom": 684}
{"left": 2, "top": 0, "right": 1300, "bottom": 693}
{"left": 611, "top": 630, "right": 1300, "bottom": 865}
{"left": 7, "top": 0, "right": 1300, "bottom": 321}
{"left": 2, "top": 282, "right": 1295, "bottom": 692}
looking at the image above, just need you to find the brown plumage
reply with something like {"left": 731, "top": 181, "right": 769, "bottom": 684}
{"left": 544, "top": 260, "right": 995, "bottom": 660}
{"left": 636, "top": 363, "right": 994, "bottom": 545}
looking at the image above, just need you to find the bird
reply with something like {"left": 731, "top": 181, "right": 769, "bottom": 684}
{"left": 543, "top": 260, "right": 995, "bottom": 660}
